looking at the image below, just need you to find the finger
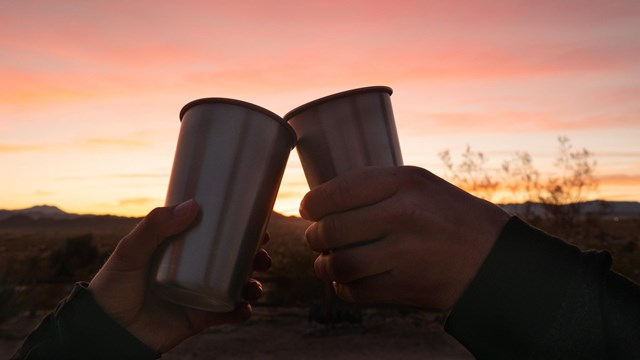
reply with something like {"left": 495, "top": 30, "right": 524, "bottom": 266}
{"left": 262, "top": 231, "right": 271, "bottom": 245}
{"left": 305, "top": 201, "right": 396, "bottom": 252}
{"left": 241, "top": 279, "right": 263, "bottom": 302}
{"left": 334, "top": 272, "right": 395, "bottom": 304}
{"left": 252, "top": 249, "right": 272, "bottom": 272}
{"left": 112, "top": 199, "right": 199, "bottom": 269}
{"left": 313, "top": 238, "right": 393, "bottom": 283}
{"left": 299, "top": 166, "right": 402, "bottom": 221}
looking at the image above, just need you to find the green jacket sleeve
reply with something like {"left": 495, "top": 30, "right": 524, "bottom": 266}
{"left": 445, "top": 217, "right": 640, "bottom": 359}
{"left": 11, "top": 282, "right": 157, "bottom": 360}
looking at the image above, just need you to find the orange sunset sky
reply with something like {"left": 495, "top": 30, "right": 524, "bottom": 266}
{"left": 1, "top": 0, "right": 639, "bottom": 217}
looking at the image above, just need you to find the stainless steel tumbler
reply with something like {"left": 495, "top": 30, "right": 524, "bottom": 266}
{"left": 153, "top": 98, "right": 296, "bottom": 312}
{"left": 284, "top": 86, "right": 403, "bottom": 189}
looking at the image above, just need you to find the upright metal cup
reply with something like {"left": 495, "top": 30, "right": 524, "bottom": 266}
{"left": 284, "top": 86, "right": 403, "bottom": 188}
{"left": 153, "top": 98, "right": 296, "bottom": 312}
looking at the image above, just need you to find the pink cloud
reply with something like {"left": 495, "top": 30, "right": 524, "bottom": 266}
{"left": 0, "top": 144, "right": 47, "bottom": 153}
{"left": 417, "top": 111, "right": 637, "bottom": 134}
{"left": 599, "top": 174, "right": 640, "bottom": 186}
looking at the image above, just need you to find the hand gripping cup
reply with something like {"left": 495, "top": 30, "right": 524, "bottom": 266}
{"left": 284, "top": 86, "right": 403, "bottom": 189}
{"left": 153, "top": 98, "right": 296, "bottom": 312}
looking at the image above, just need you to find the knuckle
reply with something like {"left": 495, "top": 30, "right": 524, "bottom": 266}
{"left": 147, "top": 206, "right": 165, "bottom": 220}
{"left": 306, "top": 223, "right": 326, "bottom": 252}
{"left": 398, "top": 166, "right": 431, "bottom": 187}
{"left": 395, "top": 200, "right": 424, "bottom": 223}
{"left": 317, "top": 216, "right": 342, "bottom": 249}
{"left": 325, "top": 252, "right": 353, "bottom": 283}
{"left": 143, "top": 207, "right": 166, "bottom": 229}
{"left": 315, "top": 253, "right": 349, "bottom": 282}
{"left": 386, "top": 168, "right": 430, "bottom": 224}
{"left": 132, "top": 206, "right": 170, "bottom": 242}
{"left": 299, "top": 193, "right": 317, "bottom": 219}
{"left": 332, "top": 177, "right": 351, "bottom": 206}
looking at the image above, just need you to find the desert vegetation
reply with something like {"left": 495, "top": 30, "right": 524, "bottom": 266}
{"left": 1, "top": 137, "right": 638, "bottom": 338}
{"left": 440, "top": 136, "right": 639, "bottom": 283}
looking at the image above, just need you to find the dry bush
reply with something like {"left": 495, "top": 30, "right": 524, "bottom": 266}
{"left": 439, "top": 136, "right": 639, "bottom": 283}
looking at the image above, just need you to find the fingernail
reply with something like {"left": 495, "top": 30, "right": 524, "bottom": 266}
{"left": 174, "top": 199, "right": 194, "bottom": 216}
{"left": 299, "top": 203, "right": 308, "bottom": 219}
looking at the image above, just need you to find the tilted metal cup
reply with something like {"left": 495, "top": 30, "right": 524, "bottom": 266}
{"left": 284, "top": 86, "right": 403, "bottom": 189}
{"left": 153, "top": 98, "right": 296, "bottom": 311}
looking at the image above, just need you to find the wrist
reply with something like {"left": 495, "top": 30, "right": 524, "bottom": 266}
{"left": 449, "top": 202, "right": 511, "bottom": 309}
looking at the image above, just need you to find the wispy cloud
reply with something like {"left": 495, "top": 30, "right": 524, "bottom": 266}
{"left": 1, "top": 0, "right": 639, "bottom": 215}
{"left": 597, "top": 152, "right": 640, "bottom": 159}
{"left": 0, "top": 144, "right": 47, "bottom": 152}
{"left": 2, "top": 0, "right": 638, "bottom": 106}
{"left": 85, "top": 138, "right": 148, "bottom": 147}
{"left": 56, "top": 173, "right": 167, "bottom": 181}
{"left": 117, "top": 197, "right": 160, "bottom": 207}
{"left": 0, "top": 136, "right": 151, "bottom": 154}
{"left": 107, "top": 173, "right": 168, "bottom": 179}
{"left": 418, "top": 112, "right": 638, "bottom": 134}
{"left": 599, "top": 174, "right": 640, "bottom": 186}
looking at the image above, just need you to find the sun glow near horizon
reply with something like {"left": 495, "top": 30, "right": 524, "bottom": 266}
{"left": 1, "top": 1, "right": 639, "bottom": 217}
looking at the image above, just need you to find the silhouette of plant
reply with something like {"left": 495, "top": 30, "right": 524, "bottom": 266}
{"left": 439, "top": 146, "right": 499, "bottom": 202}
{"left": 439, "top": 136, "right": 609, "bottom": 248}
{"left": 537, "top": 136, "right": 599, "bottom": 241}
{"left": 500, "top": 151, "right": 542, "bottom": 221}
{"left": 49, "top": 233, "right": 99, "bottom": 281}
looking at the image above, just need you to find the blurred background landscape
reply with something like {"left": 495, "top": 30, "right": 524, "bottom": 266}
{"left": 2, "top": 141, "right": 639, "bottom": 358}
{"left": 2, "top": 0, "right": 639, "bottom": 358}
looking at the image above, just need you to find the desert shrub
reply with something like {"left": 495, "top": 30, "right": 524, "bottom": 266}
{"left": 0, "top": 266, "right": 30, "bottom": 324}
{"left": 439, "top": 136, "right": 638, "bottom": 284}
{"left": 49, "top": 233, "right": 100, "bottom": 281}
{"left": 440, "top": 137, "right": 600, "bottom": 233}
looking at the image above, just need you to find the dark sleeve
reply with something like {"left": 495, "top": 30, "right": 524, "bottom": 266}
{"left": 11, "top": 282, "right": 157, "bottom": 360}
{"left": 444, "top": 216, "right": 640, "bottom": 360}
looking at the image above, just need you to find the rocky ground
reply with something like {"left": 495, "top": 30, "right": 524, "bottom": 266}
{"left": 1, "top": 306, "right": 473, "bottom": 359}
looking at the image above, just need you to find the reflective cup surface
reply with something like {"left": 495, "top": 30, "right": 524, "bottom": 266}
{"left": 153, "top": 98, "right": 296, "bottom": 312}
{"left": 284, "top": 86, "right": 403, "bottom": 189}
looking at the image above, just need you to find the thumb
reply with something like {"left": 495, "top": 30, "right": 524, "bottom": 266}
{"left": 111, "top": 199, "right": 199, "bottom": 270}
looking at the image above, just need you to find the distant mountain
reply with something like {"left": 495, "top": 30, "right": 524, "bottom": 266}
{"left": 499, "top": 200, "right": 640, "bottom": 219}
{"left": 2, "top": 201, "right": 639, "bottom": 226}
{"left": 0, "top": 205, "right": 309, "bottom": 231}
{"left": 0, "top": 205, "right": 80, "bottom": 221}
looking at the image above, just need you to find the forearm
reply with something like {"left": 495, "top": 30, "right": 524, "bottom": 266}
{"left": 445, "top": 217, "right": 640, "bottom": 359}
{"left": 11, "top": 282, "right": 156, "bottom": 360}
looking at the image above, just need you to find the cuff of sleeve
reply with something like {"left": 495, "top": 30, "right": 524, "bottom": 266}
{"left": 444, "top": 217, "right": 591, "bottom": 359}
{"left": 57, "top": 282, "right": 157, "bottom": 360}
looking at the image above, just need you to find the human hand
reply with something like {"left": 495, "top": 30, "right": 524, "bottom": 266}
{"left": 88, "top": 199, "right": 271, "bottom": 353}
{"left": 300, "top": 166, "right": 510, "bottom": 310}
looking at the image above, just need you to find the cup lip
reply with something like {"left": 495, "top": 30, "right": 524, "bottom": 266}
{"left": 180, "top": 97, "right": 297, "bottom": 149}
{"left": 283, "top": 86, "right": 393, "bottom": 121}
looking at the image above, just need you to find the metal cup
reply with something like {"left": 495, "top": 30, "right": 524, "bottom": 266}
{"left": 284, "top": 86, "right": 403, "bottom": 189}
{"left": 153, "top": 98, "right": 296, "bottom": 312}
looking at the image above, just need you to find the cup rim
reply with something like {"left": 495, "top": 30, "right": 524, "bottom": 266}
{"left": 283, "top": 86, "right": 393, "bottom": 121}
{"left": 180, "top": 98, "right": 297, "bottom": 149}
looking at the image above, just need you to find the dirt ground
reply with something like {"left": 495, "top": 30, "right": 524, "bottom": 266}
{"left": 1, "top": 306, "right": 473, "bottom": 359}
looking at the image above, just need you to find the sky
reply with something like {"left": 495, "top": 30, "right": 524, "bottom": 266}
{"left": 1, "top": 0, "right": 639, "bottom": 216}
